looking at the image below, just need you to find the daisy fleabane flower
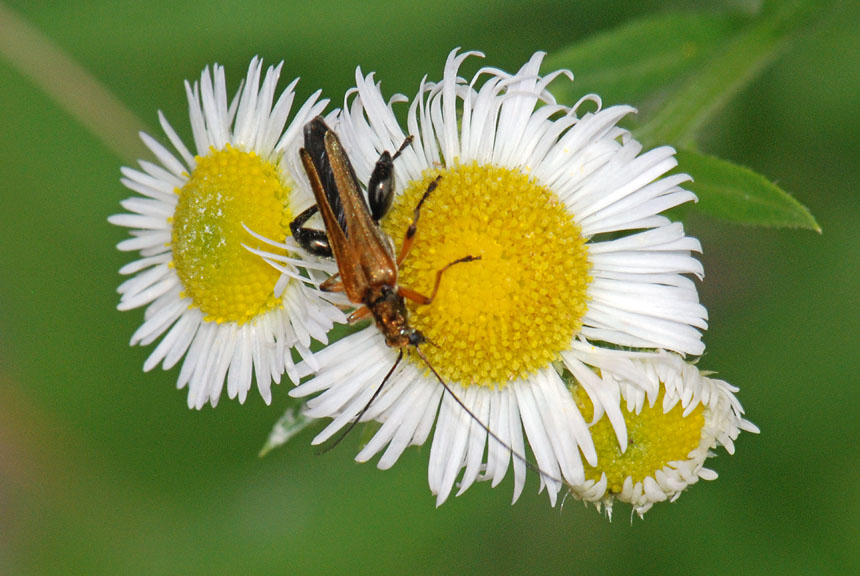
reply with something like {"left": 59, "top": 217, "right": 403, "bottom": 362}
{"left": 109, "top": 57, "right": 345, "bottom": 409}
{"left": 566, "top": 350, "right": 758, "bottom": 519}
{"left": 289, "top": 49, "right": 708, "bottom": 506}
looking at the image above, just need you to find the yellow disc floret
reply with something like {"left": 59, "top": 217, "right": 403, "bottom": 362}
{"left": 573, "top": 385, "right": 705, "bottom": 494}
{"left": 171, "top": 145, "right": 291, "bottom": 324}
{"left": 382, "top": 163, "right": 590, "bottom": 387}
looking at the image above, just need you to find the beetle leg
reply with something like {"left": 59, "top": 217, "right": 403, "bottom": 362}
{"left": 391, "top": 135, "right": 414, "bottom": 161}
{"left": 347, "top": 305, "right": 373, "bottom": 324}
{"left": 368, "top": 135, "right": 415, "bottom": 223}
{"left": 289, "top": 204, "right": 333, "bottom": 257}
{"left": 320, "top": 274, "right": 344, "bottom": 293}
{"left": 396, "top": 175, "right": 442, "bottom": 266}
{"left": 399, "top": 255, "right": 481, "bottom": 305}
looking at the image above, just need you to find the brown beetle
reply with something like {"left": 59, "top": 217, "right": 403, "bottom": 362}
{"left": 292, "top": 116, "right": 477, "bottom": 351}
{"left": 291, "top": 117, "right": 557, "bottom": 489}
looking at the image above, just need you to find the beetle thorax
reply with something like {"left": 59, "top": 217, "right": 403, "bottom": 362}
{"left": 366, "top": 284, "right": 422, "bottom": 348}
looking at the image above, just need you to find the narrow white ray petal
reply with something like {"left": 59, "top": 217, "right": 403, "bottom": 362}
{"left": 379, "top": 380, "right": 439, "bottom": 468}
{"left": 412, "top": 382, "right": 444, "bottom": 448}
{"left": 227, "top": 337, "right": 252, "bottom": 401}
{"left": 358, "top": 376, "right": 436, "bottom": 467}
{"left": 137, "top": 160, "right": 186, "bottom": 189}
{"left": 587, "top": 280, "right": 708, "bottom": 328}
{"left": 120, "top": 167, "right": 179, "bottom": 199}
{"left": 116, "top": 276, "right": 176, "bottom": 311}
{"left": 117, "top": 262, "right": 173, "bottom": 297}
{"left": 130, "top": 296, "right": 186, "bottom": 346}
{"left": 456, "top": 389, "right": 489, "bottom": 496}
{"left": 118, "top": 196, "right": 174, "bottom": 219}
{"left": 233, "top": 57, "right": 263, "bottom": 145}
{"left": 434, "top": 389, "right": 472, "bottom": 506}
{"left": 206, "top": 325, "right": 237, "bottom": 407}
{"left": 180, "top": 319, "right": 217, "bottom": 402}
{"left": 563, "top": 351, "right": 627, "bottom": 451}
{"left": 185, "top": 80, "right": 208, "bottom": 153}
{"left": 512, "top": 380, "right": 562, "bottom": 500}
{"left": 139, "top": 132, "right": 187, "bottom": 179}
{"left": 115, "top": 232, "right": 170, "bottom": 253}
{"left": 117, "top": 176, "right": 175, "bottom": 204}
{"left": 118, "top": 253, "right": 172, "bottom": 276}
{"left": 157, "top": 110, "right": 195, "bottom": 169}
{"left": 143, "top": 308, "right": 198, "bottom": 371}
{"left": 483, "top": 388, "right": 510, "bottom": 487}
{"left": 107, "top": 214, "right": 168, "bottom": 230}
{"left": 309, "top": 367, "right": 394, "bottom": 445}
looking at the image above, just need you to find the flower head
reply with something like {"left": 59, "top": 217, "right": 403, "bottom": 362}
{"left": 110, "top": 58, "right": 344, "bottom": 409}
{"left": 567, "top": 351, "right": 758, "bottom": 518}
{"left": 289, "top": 49, "right": 708, "bottom": 505}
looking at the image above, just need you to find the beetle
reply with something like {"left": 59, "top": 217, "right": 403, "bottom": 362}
{"left": 292, "top": 116, "right": 477, "bottom": 350}
{"left": 291, "top": 117, "right": 559, "bottom": 488}
{"left": 291, "top": 115, "right": 481, "bottom": 446}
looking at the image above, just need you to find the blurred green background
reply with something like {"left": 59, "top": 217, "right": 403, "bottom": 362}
{"left": 1, "top": 1, "right": 857, "bottom": 574}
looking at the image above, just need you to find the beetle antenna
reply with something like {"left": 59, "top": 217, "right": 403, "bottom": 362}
{"left": 413, "top": 347, "right": 564, "bottom": 490}
{"left": 314, "top": 350, "right": 403, "bottom": 455}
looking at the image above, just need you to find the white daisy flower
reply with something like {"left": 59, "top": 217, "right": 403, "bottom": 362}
{"left": 566, "top": 350, "right": 758, "bottom": 519}
{"left": 109, "top": 57, "right": 345, "bottom": 409}
{"left": 289, "top": 49, "right": 708, "bottom": 505}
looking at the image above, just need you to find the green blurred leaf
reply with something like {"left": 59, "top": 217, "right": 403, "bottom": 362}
{"left": 547, "top": 1, "right": 825, "bottom": 232}
{"left": 259, "top": 402, "right": 315, "bottom": 457}
{"left": 544, "top": 11, "right": 748, "bottom": 108}
{"left": 636, "top": 0, "right": 831, "bottom": 147}
{"left": 679, "top": 149, "right": 820, "bottom": 231}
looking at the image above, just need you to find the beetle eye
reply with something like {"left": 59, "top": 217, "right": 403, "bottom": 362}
{"left": 408, "top": 330, "right": 426, "bottom": 347}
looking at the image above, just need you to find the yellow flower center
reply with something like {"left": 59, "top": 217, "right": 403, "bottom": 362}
{"left": 382, "top": 163, "right": 590, "bottom": 387}
{"left": 171, "top": 145, "right": 291, "bottom": 324}
{"left": 573, "top": 385, "right": 705, "bottom": 494}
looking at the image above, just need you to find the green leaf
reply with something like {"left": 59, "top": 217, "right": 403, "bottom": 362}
{"left": 259, "top": 403, "right": 316, "bottom": 457}
{"left": 544, "top": 11, "right": 748, "bottom": 109}
{"left": 636, "top": 0, "right": 832, "bottom": 147}
{"left": 678, "top": 149, "right": 820, "bottom": 231}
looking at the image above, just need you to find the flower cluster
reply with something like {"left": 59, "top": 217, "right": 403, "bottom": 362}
{"left": 112, "top": 50, "right": 756, "bottom": 514}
